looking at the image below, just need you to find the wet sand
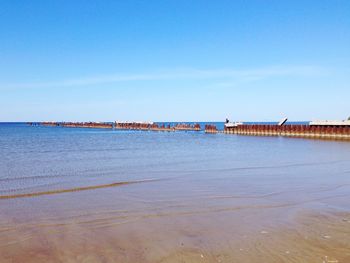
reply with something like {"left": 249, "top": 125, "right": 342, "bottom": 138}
{"left": 1, "top": 178, "right": 350, "bottom": 263}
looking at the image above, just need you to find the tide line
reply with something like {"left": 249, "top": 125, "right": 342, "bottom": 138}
{"left": 0, "top": 178, "right": 159, "bottom": 200}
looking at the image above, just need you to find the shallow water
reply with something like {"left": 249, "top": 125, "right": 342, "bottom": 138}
{"left": 1, "top": 123, "right": 350, "bottom": 262}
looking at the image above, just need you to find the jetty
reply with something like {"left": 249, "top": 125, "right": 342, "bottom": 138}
{"left": 205, "top": 124, "right": 218, "bottom": 134}
{"left": 224, "top": 120, "right": 350, "bottom": 140}
{"left": 115, "top": 122, "right": 201, "bottom": 132}
{"left": 40, "top": 122, "right": 113, "bottom": 129}
{"left": 38, "top": 121, "right": 201, "bottom": 132}
{"left": 33, "top": 118, "right": 350, "bottom": 141}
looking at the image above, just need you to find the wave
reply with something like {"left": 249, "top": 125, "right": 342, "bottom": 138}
{"left": 0, "top": 169, "right": 124, "bottom": 182}
{"left": 183, "top": 160, "right": 349, "bottom": 174}
{"left": 5, "top": 147, "right": 135, "bottom": 155}
{"left": 0, "top": 178, "right": 159, "bottom": 200}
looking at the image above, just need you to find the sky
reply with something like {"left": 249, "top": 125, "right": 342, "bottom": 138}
{"left": 0, "top": 0, "right": 349, "bottom": 122}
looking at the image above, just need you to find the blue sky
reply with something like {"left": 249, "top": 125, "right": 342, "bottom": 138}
{"left": 0, "top": 0, "right": 349, "bottom": 122}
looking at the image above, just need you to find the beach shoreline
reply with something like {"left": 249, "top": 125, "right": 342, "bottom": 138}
{"left": 1, "top": 124, "right": 350, "bottom": 262}
{"left": 1, "top": 192, "right": 349, "bottom": 263}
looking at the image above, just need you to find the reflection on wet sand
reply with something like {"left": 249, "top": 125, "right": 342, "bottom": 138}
{"left": 1, "top": 182, "right": 350, "bottom": 263}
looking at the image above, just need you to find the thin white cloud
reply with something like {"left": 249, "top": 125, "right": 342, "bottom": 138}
{"left": 2, "top": 65, "right": 327, "bottom": 89}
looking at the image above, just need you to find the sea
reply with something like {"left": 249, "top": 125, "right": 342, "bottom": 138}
{"left": 0, "top": 121, "right": 346, "bottom": 198}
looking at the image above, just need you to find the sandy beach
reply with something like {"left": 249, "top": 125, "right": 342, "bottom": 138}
{"left": 1, "top": 176, "right": 350, "bottom": 262}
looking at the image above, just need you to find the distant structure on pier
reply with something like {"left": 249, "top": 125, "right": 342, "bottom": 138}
{"left": 309, "top": 120, "right": 350, "bottom": 127}
{"left": 278, "top": 118, "right": 288, "bottom": 126}
{"left": 224, "top": 121, "right": 243, "bottom": 129}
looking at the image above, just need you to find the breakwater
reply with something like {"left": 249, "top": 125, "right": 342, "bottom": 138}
{"left": 115, "top": 122, "right": 201, "bottom": 131}
{"left": 40, "top": 122, "right": 113, "bottom": 129}
{"left": 205, "top": 124, "right": 218, "bottom": 134}
{"left": 34, "top": 122, "right": 350, "bottom": 140}
{"left": 38, "top": 122, "right": 201, "bottom": 132}
{"left": 224, "top": 124, "right": 350, "bottom": 140}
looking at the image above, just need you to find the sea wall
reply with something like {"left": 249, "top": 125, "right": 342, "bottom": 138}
{"left": 41, "top": 122, "right": 113, "bottom": 129}
{"left": 115, "top": 122, "right": 201, "bottom": 132}
{"left": 36, "top": 122, "right": 350, "bottom": 140}
{"left": 224, "top": 124, "right": 350, "bottom": 140}
{"left": 205, "top": 124, "right": 218, "bottom": 134}
{"left": 39, "top": 122, "right": 201, "bottom": 132}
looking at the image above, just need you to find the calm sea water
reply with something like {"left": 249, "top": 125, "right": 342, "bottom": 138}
{"left": 1, "top": 122, "right": 350, "bottom": 208}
